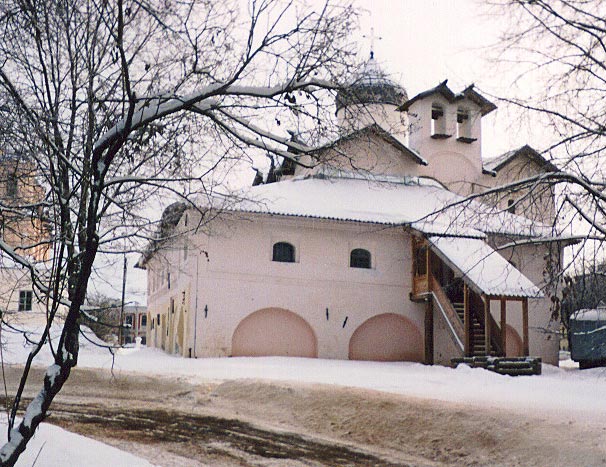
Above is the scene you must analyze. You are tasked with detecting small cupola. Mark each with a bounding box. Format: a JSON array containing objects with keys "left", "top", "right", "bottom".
[
  {"left": 336, "top": 53, "right": 408, "bottom": 112},
  {"left": 335, "top": 52, "right": 408, "bottom": 139}
]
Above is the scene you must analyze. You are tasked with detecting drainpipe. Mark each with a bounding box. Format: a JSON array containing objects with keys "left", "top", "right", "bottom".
[{"left": 193, "top": 250, "right": 199, "bottom": 358}]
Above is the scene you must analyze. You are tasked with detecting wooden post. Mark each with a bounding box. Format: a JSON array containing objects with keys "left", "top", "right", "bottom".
[
  {"left": 484, "top": 296, "right": 491, "bottom": 356},
  {"left": 424, "top": 299, "right": 434, "bottom": 365},
  {"left": 464, "top": 284, "right": 470, "bottom": 356},
  {"left": 411, "top": 237, "right": 417, "bottom": 296},
  {"left": 426, "top": 244, "right": 431, "bottom": 284},
  {"left": 500, "top": 298, "right": 507, "bottom": 357},
  {"left": 522, "top": 298, "right": 529, "bottom": 356}
]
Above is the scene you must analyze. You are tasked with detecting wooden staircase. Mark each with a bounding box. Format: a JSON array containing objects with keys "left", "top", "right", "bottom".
[{"left": 452, "top": 301, "right": 499, "bottom": 357}]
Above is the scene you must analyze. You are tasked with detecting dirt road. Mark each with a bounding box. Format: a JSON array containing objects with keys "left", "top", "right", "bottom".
[{"left": 3, "top": 366, "right": 606, "bottom": 466}]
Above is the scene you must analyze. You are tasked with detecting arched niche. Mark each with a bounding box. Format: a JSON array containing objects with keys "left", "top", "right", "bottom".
[
  {"left": 232, "top": 308, "right": 317, "bottom": 358},
  {"left": 349, "top": 313, "right": 423, "bottom": 362}
]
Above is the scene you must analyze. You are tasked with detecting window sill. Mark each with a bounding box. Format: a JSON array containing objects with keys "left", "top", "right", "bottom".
[
  {"left": 431, "top": 133, "right": 452, "bottom": 139},
  {"left": 456, "top": 136, "right": 477, "bottom": 144}
]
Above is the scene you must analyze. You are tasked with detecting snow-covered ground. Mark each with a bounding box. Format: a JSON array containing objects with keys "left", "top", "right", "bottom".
[
  {"left": 1, "top": 417, "right": 154, "bottom": 467},
  {"left": 3, "top": 324, "right": 606, "bottom": 421},
  {"left": 2, "top": 324, "right": 606, "bottom": 466}
]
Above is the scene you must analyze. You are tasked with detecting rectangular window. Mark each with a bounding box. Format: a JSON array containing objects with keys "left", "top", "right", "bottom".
[
  {"left": 141, "top": 314, "right": 147, "bottom": 327},
  {"left": 6, "top": 172, "right": 18, "bottom": 198},
  {"left": 125, "top": 314, "right": 133, "bottom": 326},
  {"left": 167, "top": 272, "right": 171, "bottom": 290},
  {"left": 431, "top": 104, "right": 447, "bottom": 136},
  {"left": 18, "top": 290, "right": 32, "bottom": 311},
  {"left": 456, "top": 108, "right": 475, "bottom": 142}
]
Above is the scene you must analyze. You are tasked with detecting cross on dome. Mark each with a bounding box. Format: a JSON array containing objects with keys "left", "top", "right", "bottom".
[{"left": 363, "top": 27, "right": 382, "bottom": 60}]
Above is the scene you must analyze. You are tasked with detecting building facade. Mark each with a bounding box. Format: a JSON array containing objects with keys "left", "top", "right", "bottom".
[
  {"left": 139, "top": 56, "right": 567, "bottom": 366},
  {"left": 0, "top": 152, "right": 52, "bottom": 325}
]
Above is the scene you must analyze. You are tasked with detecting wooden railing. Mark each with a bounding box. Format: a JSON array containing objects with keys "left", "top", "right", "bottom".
[
  {"left": 475, "top": 300, "right": 504, "bottom": 357},
  {"left": 412, "top": 274, "right": 429, "bottom": 299},
  {"left": 429, "top": 274, "right": 465, "bottom": 351}
]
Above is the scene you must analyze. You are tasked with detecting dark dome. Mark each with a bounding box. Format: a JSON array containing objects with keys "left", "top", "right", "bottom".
[{"left": 336, "top": 57, "right": 407, "bottom": 112}]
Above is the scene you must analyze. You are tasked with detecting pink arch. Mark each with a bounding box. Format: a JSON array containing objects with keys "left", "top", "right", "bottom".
[
  {"left": 349, "top": 313, "right": 424, "bottom": 362},
  {"left": 232, "top": 308, "right": 317, "bottom": 358},
  {"left": 505, "top": 325, "right": 523, "bottom": 357}
]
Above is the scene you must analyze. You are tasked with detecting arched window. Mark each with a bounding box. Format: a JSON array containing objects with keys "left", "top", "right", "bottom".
[
  {"left": 273, "top": 242, "right": 295, "bottom": 263},
  {"left": 456, "top": 107, "right": 475, "bottom": 142},
  {"left": 350, "top": 248, "right": 371, "bottom": 269},
  {"left": 431, "top": 103, "right": 447, "bottom": 137}
]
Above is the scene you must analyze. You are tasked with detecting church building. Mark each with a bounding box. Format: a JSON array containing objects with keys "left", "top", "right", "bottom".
[{"left": 138, "top": 54, "right": 567, "bottom": 366}]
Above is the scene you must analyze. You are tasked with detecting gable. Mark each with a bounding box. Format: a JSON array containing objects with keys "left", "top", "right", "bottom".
[
  {"left": 485, "top": 146, "right": 558, "bottom": 176},
  {"left": 303, "top": 124, "right": 427, "bottom": 179}
]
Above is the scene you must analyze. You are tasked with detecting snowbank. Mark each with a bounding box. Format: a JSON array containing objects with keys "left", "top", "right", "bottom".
[
  {"left": 0, "top": 416, "right": 154, "bottom": 467},
  {"left": 4, "top": 324, "right": 606, "bottom": 425}
]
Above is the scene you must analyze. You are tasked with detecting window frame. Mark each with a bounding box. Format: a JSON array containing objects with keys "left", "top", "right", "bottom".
[
  {"left": 18, "top": 290, "right": 33, "bottom": 312},
  {"left": 350, "top": 248, "right": 372, "bottom": 269},
  {"left": 430, "top": 103, "right": 448, "bottom": 137},
  {"left": 272, "top": 241, "right": 296, "bottom": 263},
  {"left": 456, "top": 107, "right": 473, "bottom": 140},
  {"left": 6, "top": 172, "right": 18, "bottom": 198}
]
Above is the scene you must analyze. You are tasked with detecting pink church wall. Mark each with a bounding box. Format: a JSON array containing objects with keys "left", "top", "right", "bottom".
[
  {"left": 348, "top": 313, "right": 424, "bottom": 362},
  {"left": 407, "top": 97, "right": 483, "bottom": 197},
  {"left": 181, "top": 214, "right": 426, "bottom": 360},
  {"left": 232, "top": 308, "right": 317, "bottom": 358},
  {"left": 505, "top": 324, "right": 523, "bottom": 358}
]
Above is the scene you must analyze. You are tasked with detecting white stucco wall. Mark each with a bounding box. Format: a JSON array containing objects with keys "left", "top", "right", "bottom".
[
  {"left": 479, "top": 156, "right": 556, "bottom": 224},
  {"left": 0, "top": 267, "right": 49, "bottom": 327},
  {"left": 295, "top": 131, "right": 422, "bottom": 179},
  {"left": 148, "top": 214, "right": 428, "bottom": 360},
  {"left": 406, "top": 96, "right": 483, "bottom": 196}
]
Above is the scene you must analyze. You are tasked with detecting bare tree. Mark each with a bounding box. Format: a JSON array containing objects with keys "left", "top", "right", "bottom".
[
  {"left": 479, "top": 0, "right": 606, "bottom": 306},
  {"left": 0, "top": 0, "right": 358, "bottom": 463}
]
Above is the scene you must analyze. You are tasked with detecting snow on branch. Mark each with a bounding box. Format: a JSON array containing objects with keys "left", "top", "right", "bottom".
[{"left": 93, "top": 78, "right": 336, "bottom": 156}]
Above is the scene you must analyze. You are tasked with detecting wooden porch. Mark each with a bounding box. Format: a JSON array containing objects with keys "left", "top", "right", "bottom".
[{"left": 411, "top": 237, "right": 531, "bottom": 363}]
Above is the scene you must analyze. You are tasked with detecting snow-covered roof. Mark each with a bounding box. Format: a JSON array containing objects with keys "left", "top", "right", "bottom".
[
  {"left": 222, "top": 174, "right": 551, "bottom": 238},
  {"left": 483, "top": 145, "right": 558, "bottom": 173},
  {"left": 572, "top": 308, "right": 606, "bottom": 322},
  {"left": 398, "top": 80, "right": 497, "bottom": 116},
  {"left": 428, "top": 236, "right": 543, "bottom": 298}
]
